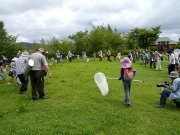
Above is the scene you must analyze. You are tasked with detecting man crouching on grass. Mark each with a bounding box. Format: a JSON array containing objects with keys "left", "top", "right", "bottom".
[{"left": 157, "top": 71, "right": 180, "bottom": 108}]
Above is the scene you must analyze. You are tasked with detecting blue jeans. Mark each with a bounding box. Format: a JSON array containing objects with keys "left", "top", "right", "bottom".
[
  {"left": 57, "top": 57, "right": 61, "bottom": 63},
  {"left": 1, "top": 74, "right": 5, "bottom": 80},
  {"left": 122, "top": 80, "right": 131, "bottom": 104},
  {"left": 160, "top": 90, "right": 171, "bottom": 105}
]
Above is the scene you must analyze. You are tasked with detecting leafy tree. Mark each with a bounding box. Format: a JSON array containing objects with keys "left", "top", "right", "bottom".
[
  {"left": 32, "top": 41, "right": 41, "bottom": 52},
  {"left": 68, "top": 30, "right": 89, "bottom": 52},
  {"left": 88, "top": 26, "right": 106, "bottom": 53},
  {"left": 129, "top": 25, "right": 161, "bottom": 49},
  {"left": 48, "top": 37, "right": 75, "bottom": 57},
  {"left": 125, "top": 32, "right": 138, "bottom": 50},
  {"left": 0, "top": 21, "right": 24, "bottom": 60}
]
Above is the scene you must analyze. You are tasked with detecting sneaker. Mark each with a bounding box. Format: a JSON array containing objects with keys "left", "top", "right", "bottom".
[
  {"left": 7, "top": 82, "right": 11, "bottom": 85},
  {"left": 32, "top": 96, "right": 38, "bottom": 100},
  {"left": 124, "top": 104, "right": 130, "bottom": 107},
  {"left": 39, "top": 95, "right": 49, "bottom": 99},
  {"left": 157, "top": 104, "right": 166, "bottom": 108}
]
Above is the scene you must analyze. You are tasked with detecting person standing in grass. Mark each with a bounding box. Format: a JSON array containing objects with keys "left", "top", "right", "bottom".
[
  {"left": 98, "top": 50, "right": 103, "bottom": 61},
  {"left": 7, "top": 57, "right": 17, "bottom": 85},
  {"left": 155, "top": 51, "right": 162, "bottom": 71},
  {"left": 157, "top": 71, "right": 180, "bottom": 108},
  {"left": 67, "top": 51, "right": 74, "bottom": 62},
  {"left": 167, "top": 50, "right": 175, "bottom": 75},
  {"left": 29, "top": 48, "right": 51, "bottom": 100},
  {"left": 0, "top": 61, "right": 6, "bottom": 81},
  {"left": 149, "top": 51, "right": 155, "bottom": 68},
  {"left": 56, "top": 50, "right": 61, "bottom": 63},
  {"left": 2, "top": 54, "right": 8, "bottom": 68},
  {"left": 118, "top": 57, "right": 133, "bottom": 107},
  {"left": 117, "top": 52, "right": 121, "bottom": 61},
  {"left": 15, "top": 51, "right": 29, "bottom": 94},
  {"left": 107, "top": 50, "right": 111, "bottom": 61}
]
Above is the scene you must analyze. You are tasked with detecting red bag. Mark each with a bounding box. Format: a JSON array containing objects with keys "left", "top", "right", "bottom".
[{"left": 123, "top": 68, "right": 135, "bottom": 81}]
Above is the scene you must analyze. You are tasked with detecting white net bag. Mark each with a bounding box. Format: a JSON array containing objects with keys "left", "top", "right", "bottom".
[{"left": 94, "top": 72, "right": 109, "bottom": 96}]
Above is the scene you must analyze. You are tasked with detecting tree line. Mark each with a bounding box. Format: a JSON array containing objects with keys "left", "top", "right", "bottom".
[{"left": 0, "top": 20, "right": 168, "bottom": 60}]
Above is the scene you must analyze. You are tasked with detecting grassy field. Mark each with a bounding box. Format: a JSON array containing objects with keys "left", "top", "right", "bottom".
[{"left": 0, "top": 56, "right": 180, "bottom": 135}]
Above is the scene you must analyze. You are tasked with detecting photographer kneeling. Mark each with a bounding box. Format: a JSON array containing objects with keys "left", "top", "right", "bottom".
[{"left": 157, "top": 71, "right": 180, "bottom": 108}]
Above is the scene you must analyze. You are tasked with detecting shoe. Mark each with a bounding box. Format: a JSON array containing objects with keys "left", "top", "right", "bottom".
[
  {"left": 32, "top": 96, "right": 38, "bottom": 100},
  {"left": 19, "top": 91, "right": 27, "bottom": 94},
  {"left": 15, "top": 83, "right": 19, "bottom": 86},
  {"left": 157, "top": 104, "right": 166, "bottom": 108},
  {"left": 39, "top": 95, "right": 49, "bottom": 99},
  {"left": 124, "top": 104, "right": 130, "bottom": 107},
  {"left": 7, "top": 82, "right": 11, "bottom": 85}
]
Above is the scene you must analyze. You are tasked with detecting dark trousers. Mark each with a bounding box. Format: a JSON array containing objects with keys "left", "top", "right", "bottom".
[
  {"left": 161, "top": 90, "right": 180, "bottom": 107},
  {"left": 30, "top": 70, "right": 45, "bottom": 97},
  {"left": 107, "top": 56, "right": 110, "bottom": 61},
  {"left": 57, "top": 57, "right": 61, "bottom": 63},
  {"left": 150, "top": 61, "right": 153, "bottom": 68},
  {"left": 69, "top": 58, "right": 72, "bottom": 62},
  {"left": 99, "top": 56, "right": 102, "bottom": 61},
  {"left": 160, "top": 90, "right": 171, "bottom": 105},
  {"left": 150, "top": 61, "right": 156, "bottom": 68},
  {"left": 168, "top": 64, "right": 175, "bottom": 75},
  {"left": 17, "top": 74, "right": 28, "bottom": 92}
]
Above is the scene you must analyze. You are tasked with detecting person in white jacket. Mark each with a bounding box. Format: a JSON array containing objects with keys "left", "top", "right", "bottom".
[{"left": 157, "top": 71, "right": 180, "bottom": 108}]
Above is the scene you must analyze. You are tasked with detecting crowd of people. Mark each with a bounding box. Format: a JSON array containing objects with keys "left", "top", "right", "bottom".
[
  {"left": 1, "top": 48, "right": 180, "bottom": 108},
  {"left": 0, "top": 48, "right": 51, "bottom": 100}
]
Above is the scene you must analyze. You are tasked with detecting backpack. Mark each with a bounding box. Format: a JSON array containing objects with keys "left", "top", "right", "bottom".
[{"left": 123, "top": 67, "right": 135, "bottom": 81}]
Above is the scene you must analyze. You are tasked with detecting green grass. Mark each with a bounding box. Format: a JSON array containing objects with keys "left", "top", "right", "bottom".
[{"left": 0, "top": 56, "right": 180, "bottom": 135}]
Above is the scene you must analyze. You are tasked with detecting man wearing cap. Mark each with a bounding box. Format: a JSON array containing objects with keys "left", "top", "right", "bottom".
[
  {"left": 15, "top": 51, "right": 29, "bottom": 94},
  {"left": 29, "top": 48, "right": 51, "bottom": 100},
  {"left": 157, "top": 71, "right": 180, "bottom": 108}
]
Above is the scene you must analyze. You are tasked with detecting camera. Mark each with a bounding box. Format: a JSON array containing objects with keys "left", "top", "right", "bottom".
[{"left": 157, "top": 81, "right": 169, "bottom": 87}]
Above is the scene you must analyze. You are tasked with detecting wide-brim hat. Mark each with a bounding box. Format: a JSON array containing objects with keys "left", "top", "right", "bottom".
[
  {"left": 120, "top": 57, "right": 132, "bottom": 68},
  {"left": 169, "top": 71, "right": 179, "bottom": 78},
  {"left": 12, "top": 57, "right": 18, "bottom": 61},
  {"left": 38, "top": 48, "right": 44, "bottom": 53},
  {"left": 22, "top": 51, "right": 29, "bottom": 57}
]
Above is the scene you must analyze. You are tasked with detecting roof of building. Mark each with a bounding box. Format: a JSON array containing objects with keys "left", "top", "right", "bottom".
[{"left": 153, "top": 37, "right": 177, "bottom": 45}]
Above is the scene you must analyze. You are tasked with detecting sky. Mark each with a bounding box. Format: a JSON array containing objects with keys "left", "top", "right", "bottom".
[{"left": 1, "top": 0, "right": 180, "bottom": 43}]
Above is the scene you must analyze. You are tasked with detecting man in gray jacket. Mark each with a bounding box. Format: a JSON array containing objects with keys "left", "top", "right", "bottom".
[{"left": 157, "top": 71, "right": 180, "bottom": 108}]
